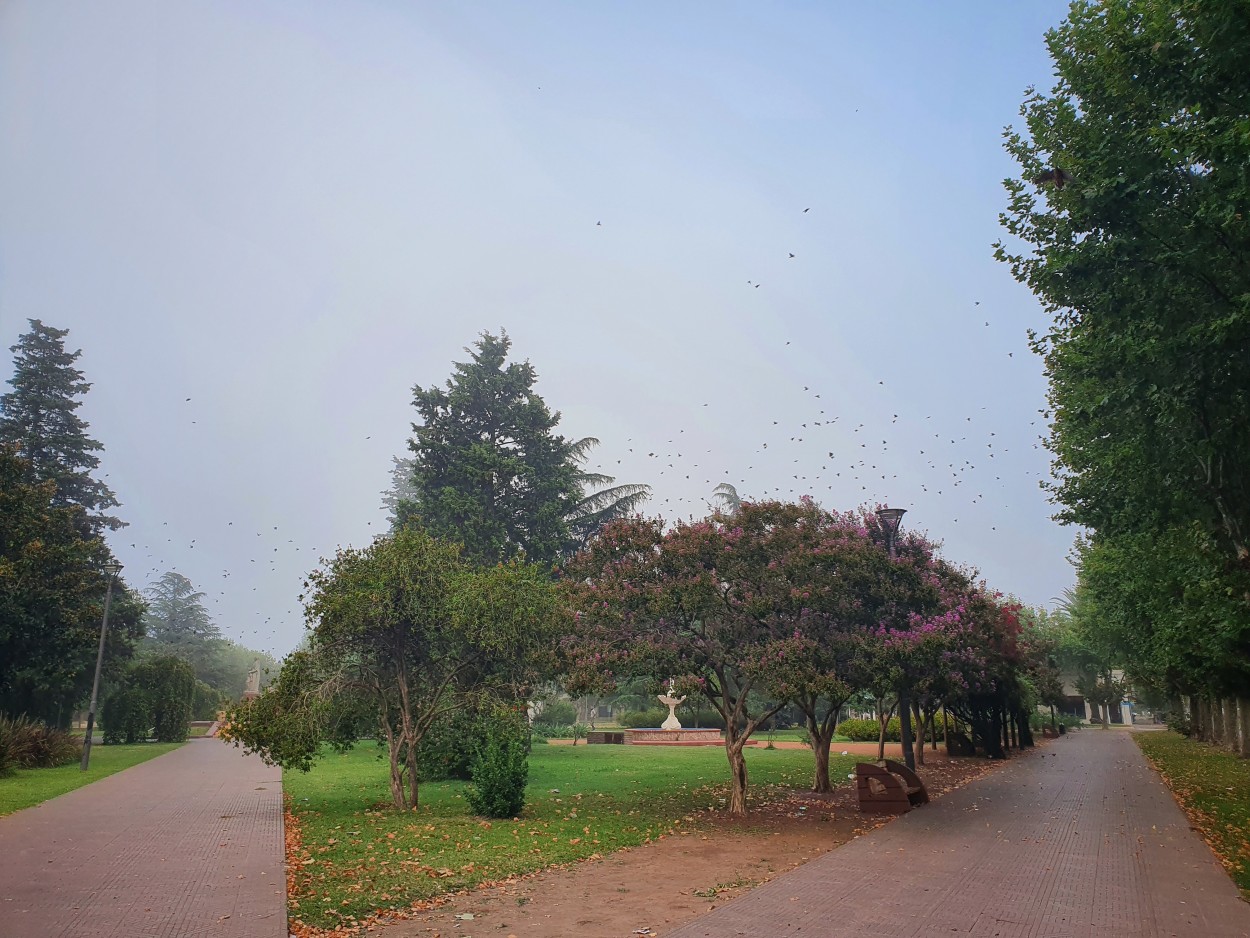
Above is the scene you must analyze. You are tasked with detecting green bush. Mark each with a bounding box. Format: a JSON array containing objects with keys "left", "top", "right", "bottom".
[
  {"left": 0, "top": 715, "right": 82, "bottom": 775},
  {"left": 467, "top": 719, "right": 529, "bottom": 819},
  {"left": 531, "top": 722, "right": 575, "bottom": 739},
  {"left": 836, "top": 716, "right": 900, "bottom": 741},
  {"left": 131, "top": 656, "right": 196, "bottom": 743},
  {"left": 102, "top": 686, "right": 151, "bottom": 744},
  {"left": 419, "top": 707, "right": 488, "bottom": 781},
  {"left": 191, "top": 680, "right": 225, "bottom": 722},
  {"left": 534, "top": 699, "right": 576, "bottom": 727},
  {"left": 616, "top": 709, "right": 666, "bottom": 728}
]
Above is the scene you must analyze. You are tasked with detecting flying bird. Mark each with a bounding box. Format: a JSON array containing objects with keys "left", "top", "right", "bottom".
[{"left": 1032, "top": 166, "right": 1072, "bottom": 189}]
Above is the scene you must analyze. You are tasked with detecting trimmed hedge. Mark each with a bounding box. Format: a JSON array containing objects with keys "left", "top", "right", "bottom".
[{"left": 836, "top": 716, "right": 901, "bottom": 742}]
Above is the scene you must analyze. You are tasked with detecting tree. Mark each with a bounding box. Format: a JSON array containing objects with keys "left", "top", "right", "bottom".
[
  {"left": 101, "top": 655, "right": 197, "bottom": 743},
  {"left": 142, "top": 572, "right": 221, "bottom": 658},
  {"left": 565, "top": 503, "right": 823, "bottom": 815},
  {"left": 0, "top": 445, "right": 143, "bottom": 724},
  {"left": 0, "top": 320, "right": 122, "bottom": 533},
  {"left": 563, "top": 437, "right": 651, "bottom": 554},
  {"left": 226, "top": 527, "right": 565, "bottom": 810},
  {"left": 139, "top": 571, "right": 275, "bottom": 698},
  {"left": 997, "top": 1, "right": 1250, "bottom": 698},
  {"left": 396, "top": 331, "right": 648, "bottom": 565}
]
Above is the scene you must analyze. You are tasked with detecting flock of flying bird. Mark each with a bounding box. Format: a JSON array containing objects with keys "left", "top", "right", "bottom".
[{"left": 115, "top": 183, "right": 1064, "bottom": 657}]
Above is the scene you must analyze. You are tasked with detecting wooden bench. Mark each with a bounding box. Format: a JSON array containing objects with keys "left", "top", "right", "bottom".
[{"left": 855, "top": 760, "right": 929, "bottom": 814}]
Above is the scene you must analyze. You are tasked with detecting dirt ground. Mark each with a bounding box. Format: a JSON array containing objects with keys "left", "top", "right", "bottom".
[{"left": 362, "top": 750, "right": 1004, "bottom": 938}]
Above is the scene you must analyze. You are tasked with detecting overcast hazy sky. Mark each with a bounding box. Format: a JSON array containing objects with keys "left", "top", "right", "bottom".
[{"left": 1, "top": 2, "right": 1076, "bottom": 657}]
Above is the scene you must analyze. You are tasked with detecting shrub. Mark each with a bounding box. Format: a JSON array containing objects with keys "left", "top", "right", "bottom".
[
  {"left": 467, "top": 719, "right": 529, "bottom": 818},
  {"left": 192, "top": 680, "right": 225, "bottom": 722},
  {"left": 1167, "top": 711, "right": 1194, "bottom": 737},
  {"left": 102, "top": 686, "right": 151, "bottom": 744},
  {"left": 419, "top": 707, "right": 490, "bottom": 781},
  {"left": 531, "top": 722, "right": 575, "bottom": 739},
  {"left": 534, "top": 699, "right": 576, "bottom": 727},
  {"left": 615, "top": 707, "right": 729, "bottom": 729},
  {"left": 0, "top": 715, "right": 82, "bottom": 774},
  {"left": 836, "top": 716, "right": 901, "bottom": 742}
]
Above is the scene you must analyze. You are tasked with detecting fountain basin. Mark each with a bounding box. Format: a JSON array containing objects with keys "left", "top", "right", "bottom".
[{"left": 623, "top": 728, "right": 723, "bottom": 746}]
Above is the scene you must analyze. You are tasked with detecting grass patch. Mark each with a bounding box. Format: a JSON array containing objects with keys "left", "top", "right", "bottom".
[
  {"left": 1136, "top": 731, "right": 1250, "bottom": 897},
  {"left": 285, "top": 742, "right": 854, "bottom": 932},
  {"left": 0, "top": 743, "right": 182, "bottom": 816}
]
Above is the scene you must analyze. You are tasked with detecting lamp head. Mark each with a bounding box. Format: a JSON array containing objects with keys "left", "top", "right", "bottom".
[
  {"left": 875, "top": 507, "right": 907, "bottom": 537},
  {"left": 103, "top": 560, "right": 124, "bottom": 578}
]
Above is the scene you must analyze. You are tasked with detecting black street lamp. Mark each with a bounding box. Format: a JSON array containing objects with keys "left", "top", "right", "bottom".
[
  {"left": 81, "top": 560, "right": 123, "bottom": 771},
  {"left": 876, "top": 507, "right": 916, "bottom": 770},
  {"left": 876, "top": 507, "right": 906, "bottom": 556}
]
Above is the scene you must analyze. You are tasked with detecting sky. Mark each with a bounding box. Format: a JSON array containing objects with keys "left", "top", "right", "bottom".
[{"left": 1, "top": 1, "right": 1077, "bottom": 658}]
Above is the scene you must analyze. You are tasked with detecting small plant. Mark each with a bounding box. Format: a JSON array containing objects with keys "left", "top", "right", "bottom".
[
  {"left": 570, "top": 722, "right": 589, "bottom": 745},
  {"left": 467, "top": 719, "right": 529, "bottom": 819}
]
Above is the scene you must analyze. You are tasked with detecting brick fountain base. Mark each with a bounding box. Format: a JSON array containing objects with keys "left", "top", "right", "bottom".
[{"left": 622, "top": 728, "right": 723, "bottom": 746}]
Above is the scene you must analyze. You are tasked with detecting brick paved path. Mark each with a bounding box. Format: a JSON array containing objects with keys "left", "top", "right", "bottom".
[
  {"left": 668, "top": 730, "right": 1250, "bottom": 938},
  {"left": 0, "top": 740, "right": 285, "bottom": 938}
]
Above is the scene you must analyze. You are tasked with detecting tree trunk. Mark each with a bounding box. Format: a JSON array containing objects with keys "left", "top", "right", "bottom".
[
  {"left": 1190, "top": 695, "right": 1203, "bottom": 741},
  {"left": 912, "top": 701, "right": 926, "bottom": 767},
  {"left": 387, "top": 736, "right": 405, "bottom": 810},
  {"left": 405, "top": 734, "right": 420, "bottom": 810},
  {"left": 725, "top": 738, "right": 750, "bottom": 815},
  {"left": 899, "top": 688, "right": 916, "bottom": 770},
  {"left": 1238, "top": 699, "right": 1250, "bottom": 758},
  {"left": 807, "top": 714, "right": 834, "bottom": 793}
]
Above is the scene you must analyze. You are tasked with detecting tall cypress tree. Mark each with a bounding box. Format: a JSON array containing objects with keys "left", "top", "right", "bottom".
[
  {"left": 0, "top": 320, "right": 122, "bottom": 533},
  {"left": 404, "top": 331, "right": 582, "bottom": 567}
]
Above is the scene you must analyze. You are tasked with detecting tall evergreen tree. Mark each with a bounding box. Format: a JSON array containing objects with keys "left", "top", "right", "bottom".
[
  {"left": 401, "top": 331, "right": 648, "bottom": 566},
  {"left": 0, "top": 445, "right": 142, "bottom": 724},
  {"left": 0, "top": 320, "right": 122, "bottom": 532},
  {"left": 142, "top": 572, "right": 223, "bottom": 678}
]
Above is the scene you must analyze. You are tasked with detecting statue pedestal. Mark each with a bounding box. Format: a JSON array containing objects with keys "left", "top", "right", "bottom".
[{"left": 242, "top": 691, "right": 259, "bottom": 702}]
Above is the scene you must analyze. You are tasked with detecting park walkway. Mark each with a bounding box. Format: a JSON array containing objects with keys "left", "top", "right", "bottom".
[
  {"left": 668, "top": 729, "right": 1250, "bottom": 938},
  {"left": 0, "top": 739, "right": 285, "bottom": 938}
]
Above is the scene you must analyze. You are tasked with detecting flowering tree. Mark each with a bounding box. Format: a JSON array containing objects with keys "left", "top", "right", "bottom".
[{"left": 564, "top": 504, "right": 825, "bottom": 815}]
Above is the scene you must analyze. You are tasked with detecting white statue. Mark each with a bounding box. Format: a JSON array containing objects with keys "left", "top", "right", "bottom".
[
  {"left": 657, "top": 678, "right": 685, "bottom": 731},
  {"left": 244, "top": 659, "right": 261, "bottom": 697}
]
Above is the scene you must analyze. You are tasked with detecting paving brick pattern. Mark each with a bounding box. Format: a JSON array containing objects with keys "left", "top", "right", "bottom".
[
  {"left": 0, "top": 740, "right": 285, "bottom": 938},
  {"left": 667, "top": 730, "right": 1250, "bottom": 938}
]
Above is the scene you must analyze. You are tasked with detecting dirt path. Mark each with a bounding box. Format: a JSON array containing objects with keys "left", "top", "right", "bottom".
[{"left": 363, "top": 753, "right": 999, "bottom": 938}]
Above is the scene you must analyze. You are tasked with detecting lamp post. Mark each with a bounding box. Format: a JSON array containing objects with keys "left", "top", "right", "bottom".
[
  {"left": 876, "top": 507, "right": 916, "bottom": 770},
  {"left": 81, "top": 560, "right": 123, "bottom": 771}
]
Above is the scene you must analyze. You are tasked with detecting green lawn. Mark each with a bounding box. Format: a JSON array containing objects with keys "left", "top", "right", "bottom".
[
  {"left": 286, "top": 742, "right": 854, "bottom": 932},
  {"left": 0, "top": 743, "right": 182, "bottom": 817},
  {"left": 1136, "top": 731, "right": 1250, "bottom": 897}
]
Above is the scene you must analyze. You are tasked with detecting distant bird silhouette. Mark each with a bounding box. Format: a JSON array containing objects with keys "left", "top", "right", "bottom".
[{"left": 1032, "top": 166, "right": 1072, "bottom": 189}]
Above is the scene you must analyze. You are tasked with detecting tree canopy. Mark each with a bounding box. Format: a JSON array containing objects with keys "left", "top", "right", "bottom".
[
  {"left": 394, "top": 331, "right": 648, "bottom": 566},
  {"left": 997, "top": 0, "right": 1250, "bottom": 699},
  {"left": 0, "top": 445, "right": 142, "bottom": 724},
  {"left": 225, "top": 527, "right": 567, "bottom": 810},
  {"left": 0, "top": 319, "right": 122, "bottom": 533},
  {"left": 564, "top": 499, "right": 1042, "bottom": 813}
]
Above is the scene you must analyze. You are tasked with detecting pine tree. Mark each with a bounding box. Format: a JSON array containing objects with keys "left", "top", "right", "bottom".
[
  {"left": 0, "top": 445, "right": 143, "bottom": 724},
  {"left": 142, "top": 572, "right": 223, "bottom": 678},
  {"left": 405, "top": 331, "right": 582, "bottom": 566},
  {"left": 0, "top": 320, "right": 122, "bottom": 532}
]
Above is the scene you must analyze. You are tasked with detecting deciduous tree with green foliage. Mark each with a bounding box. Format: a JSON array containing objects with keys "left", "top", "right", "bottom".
[
  {"left": 0, "top": 320, "right": 123, "bottom": 534},
  {"left": 998, "top": 0, "right": 1250, "bottom": 698},
  {"left": 225, "top": 527, "right": 566, "bottom": 810}
]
